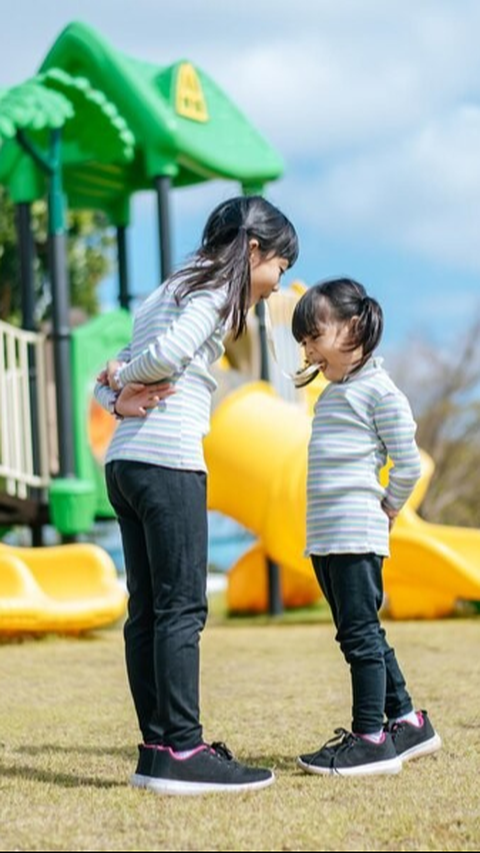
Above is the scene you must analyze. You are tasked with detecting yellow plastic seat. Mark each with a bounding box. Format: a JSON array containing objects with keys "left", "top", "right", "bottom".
[{"left": 0, "top": 543, "right": 126, "bottom": 635}]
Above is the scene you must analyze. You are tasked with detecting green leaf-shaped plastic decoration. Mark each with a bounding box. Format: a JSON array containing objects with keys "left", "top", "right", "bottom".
[
  {"left": 39, "top": 68, "right": 135, "bottom": 164},
  {"left": 0, "top": 80, "right": 72, "bottom": 140}
]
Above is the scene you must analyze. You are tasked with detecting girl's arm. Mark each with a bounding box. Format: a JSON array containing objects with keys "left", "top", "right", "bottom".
[
  {"left": 94, "top": 343, "right": 132, "bottom": 414},
  {"left": 374, "top": 392, "right": 422, "bottom": 512},
  {"left": 112, "top": 289, "right": 225, "bottom": 389}
]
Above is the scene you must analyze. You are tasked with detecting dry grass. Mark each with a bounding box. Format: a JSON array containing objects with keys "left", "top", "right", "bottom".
[{"left": 1, "top": 611, "right": 479, "bottom": 852}]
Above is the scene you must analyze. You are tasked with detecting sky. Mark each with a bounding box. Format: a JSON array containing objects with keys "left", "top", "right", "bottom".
[{"left": 2, "top": 0, "right": 480, "bottom": 351}]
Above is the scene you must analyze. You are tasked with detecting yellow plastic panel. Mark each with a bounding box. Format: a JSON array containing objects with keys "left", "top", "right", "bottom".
[{"left": 0, "top": 543, "right": 126, "bottom": 634}]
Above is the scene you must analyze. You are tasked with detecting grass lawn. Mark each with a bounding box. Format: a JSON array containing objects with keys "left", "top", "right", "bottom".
[{"left": 1, "top": 606, "right": 479, "bottom": 852}]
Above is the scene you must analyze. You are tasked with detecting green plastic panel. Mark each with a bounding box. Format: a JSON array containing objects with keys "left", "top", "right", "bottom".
[{"left": 70, "top": 309, "right": 133, "bottom": 518}]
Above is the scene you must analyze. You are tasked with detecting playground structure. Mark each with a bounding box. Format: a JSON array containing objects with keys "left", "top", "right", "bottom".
[
  {"left": 1, "top": 21, "right": 480, "bottom": 633},
  {"left": 3, "top": 277, "right": 480, "bottom": 628},
  {"left": 0, "top": 19, "right": 283, "bottom": 531},
  {"left": 0, "top": 19, "right": 286, "bottom": 633}
]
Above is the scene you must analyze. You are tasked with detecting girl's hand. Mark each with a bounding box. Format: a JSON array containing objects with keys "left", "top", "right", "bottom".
[
  {"left": 381, "top": 500, "right": 399, "bottom": 531},
  {"left": 107, "top": 359, "right": 124, "bottom": 391},
  {"left": 96, "top": 361, "right": 124, "bottom": 389},
  {"left": 115, "top": 382, "right": 175, "bottom": 418}
]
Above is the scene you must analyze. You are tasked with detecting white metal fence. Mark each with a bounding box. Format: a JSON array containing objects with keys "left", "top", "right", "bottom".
[{"left": 0, "top": 319, "right": 50, "bottom": 498}]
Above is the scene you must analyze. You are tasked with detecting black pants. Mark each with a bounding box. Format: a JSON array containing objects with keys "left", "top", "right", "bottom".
[
  {"left": 312, "top": 553, "right": 413, "bottom": 733},
  {"left": 106, "top": 460, "right": 208, "bottom": 750}
]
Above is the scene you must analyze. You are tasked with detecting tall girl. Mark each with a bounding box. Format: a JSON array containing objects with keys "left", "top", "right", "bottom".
[{"left": 95, "top": 195, "right": 298, "bottom": 794}]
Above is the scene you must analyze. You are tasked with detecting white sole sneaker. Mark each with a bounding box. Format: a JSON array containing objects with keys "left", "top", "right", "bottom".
[
  {"left": 130, "top": 771, "right": 275, "bottom": 795},
  {"left": 399, "top": 733, "right": 442, "bottom": 762},
  {"left": 296, "top": 755, "right": 402, "bottom": 777}
]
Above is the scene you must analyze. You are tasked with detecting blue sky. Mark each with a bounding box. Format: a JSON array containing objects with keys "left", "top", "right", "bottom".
[{"left": 2, "top": 0, "right": 480, "bottom": 351}]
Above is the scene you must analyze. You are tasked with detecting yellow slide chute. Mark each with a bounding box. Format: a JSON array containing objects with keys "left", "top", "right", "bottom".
[
  {"left": 205, "top": 382, "right": 480, "bottom": 620},
  {"left": 2, "top": 281, "right": 479, "bottom": 631}
]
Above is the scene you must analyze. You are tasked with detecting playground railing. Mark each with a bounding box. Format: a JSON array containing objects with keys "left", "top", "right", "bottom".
[{"left": 0, "top": 320, "right": 50, "bottom": 498}]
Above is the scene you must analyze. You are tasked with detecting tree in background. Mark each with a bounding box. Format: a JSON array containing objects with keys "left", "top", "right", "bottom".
[
  {"left": 0, "top": 186, "right": 114, "bottom": 324},
  {"left": 392, "top": 319, "right": 480, "bottom": 528}
]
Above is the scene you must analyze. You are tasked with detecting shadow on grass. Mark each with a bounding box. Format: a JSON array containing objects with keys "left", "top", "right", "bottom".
[
  {"left": 237, "top": 754, "right": 356, "bottom": 785},
  {"left": 1, "top": 752, "right": 301, "bottom": 789},
  {"left": 17, "top": 745, "right": 310, "bottom": 774},
  {"left": 19, "top": 744, "right": 135, "bottom": 759},
  {"left": 0, "top": 762, "right": 126, "bottom": 789},
  {"left": 240, "top": 753, "right": 298, "bottom": 772},
  {"left": 5, "top": 745, "right": 311, "bottom": 779},
  {"left": 0, "top": 629, "right": 119, "bottom": 646}
]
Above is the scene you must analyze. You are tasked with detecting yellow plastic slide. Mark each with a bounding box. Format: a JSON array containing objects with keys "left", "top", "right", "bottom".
[
  {"left": 386, "top": 509, "right": 480, "bottom": 618},
  {"left": 204, "top": 382, "right": 480, "bottom": 619},
  {"left": 0, "top": 541, "right": 126, "bottom": 635}
]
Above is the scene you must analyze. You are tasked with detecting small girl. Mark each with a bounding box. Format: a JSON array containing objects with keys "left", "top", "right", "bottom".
[
  {"left": 95, "top": 195, "right": 298, "bottom": 795},
  {"left": 291, "top": 278, "right": 442, "bottom": 777}
]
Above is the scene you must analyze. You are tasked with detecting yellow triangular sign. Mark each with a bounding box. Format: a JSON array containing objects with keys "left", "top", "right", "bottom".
[{"left": 175, "top": 63, "right": 209, "bottom": 123}]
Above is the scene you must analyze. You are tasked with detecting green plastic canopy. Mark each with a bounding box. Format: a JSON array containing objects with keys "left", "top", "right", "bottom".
[
  {"left": 0, "top": 20, "right": 283, "bottom": 224},
  {"left": 0, "top": 67, "right": 135, "bottom": 212},
  {"left": 41, "top": 22, "right": 283, "bottom": 188}
]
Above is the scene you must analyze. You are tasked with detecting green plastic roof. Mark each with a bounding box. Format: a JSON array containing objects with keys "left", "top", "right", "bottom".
[
  {"left": 0, "top": 68, "right": 135, "bottom": 209},
  {"left": 39, "top": 21, "right": 283, "bottom": 221},
  {"left": 0, "top": 21, "right": 283, "bottom": 223}
]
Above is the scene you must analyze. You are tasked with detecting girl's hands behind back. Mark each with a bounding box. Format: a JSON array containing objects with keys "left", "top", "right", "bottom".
[
  {"left": 97, "top": 360, "right": 124, "bottom": 387},
  {"left": 115, "top": 381, "right": 176, "bottom": 418},
  {"left": 381, "top": 500, "right": 399, "bottom": 531}
]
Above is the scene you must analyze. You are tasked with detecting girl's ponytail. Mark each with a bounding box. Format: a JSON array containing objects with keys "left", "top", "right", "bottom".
[
  {"left": 355, "top": 295, "right": 383, "bottom": 359},
  {"left": 171, "top": 196, "right": 298, "bottom": 339},
  {"left": 208, "top": 225, "right": 252, "bottom": 337}
]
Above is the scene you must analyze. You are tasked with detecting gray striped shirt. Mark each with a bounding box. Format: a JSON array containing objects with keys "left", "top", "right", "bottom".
[
  {"left": 306, "top": 357, "right": 422, "bottom": 557},
  {"left": 94, "top": 279, "right": 228, "bottom": 472}
]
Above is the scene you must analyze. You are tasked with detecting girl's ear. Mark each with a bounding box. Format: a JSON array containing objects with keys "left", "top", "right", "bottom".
[
  {"left": 248, "top": 238, "right": 260, "bottom": 254},
  {"left": 349, "top": 314, "right": 360, "bottom": 332}
]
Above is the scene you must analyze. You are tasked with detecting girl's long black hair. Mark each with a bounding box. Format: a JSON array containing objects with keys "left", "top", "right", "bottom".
[
  {"left": 171, "top": 195, "right": 299, "bottom": 339},
  {"left": 292, "top": 277, "right": 384, "bottom": 359}
]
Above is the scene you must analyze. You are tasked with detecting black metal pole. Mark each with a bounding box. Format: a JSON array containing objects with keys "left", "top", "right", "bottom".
[
  {"left": 117, "top": 225, "right": 131, "bottom": 310},
  {"left": 49, "top": 231, "right": 75, "bottom": 478},
  {"left": 154, "top": 175, "right": 173, "bottom": 281},
  {"left": 16, "top": 202, "right": 44, "bottom": 545},
  {"left": 255, "top": 299, "right": 284, "bottom": 616},
  {"left": 255, "top": 300, "right": 270, "bottom": 384},
  {"left": 17, "top": 203, "right": 35, "bottom": 331},
  {"left": 48, "top": 129, "right": 75, "bottom": 480}
]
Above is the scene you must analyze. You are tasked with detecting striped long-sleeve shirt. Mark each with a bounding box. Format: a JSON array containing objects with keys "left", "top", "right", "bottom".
[
  {"left": 94, "top": 279, "right": 228, "bottom": 472},
  {"left": 306, "top": 357, "right": 422, "bottom": 557}
]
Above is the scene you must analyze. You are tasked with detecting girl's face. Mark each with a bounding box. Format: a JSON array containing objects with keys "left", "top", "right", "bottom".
[
  {"left": 301, "top": 318, "right": 364, "bottom": 383},
  {"left": 249, "top": 244, "right": 290, "bottom": 305}
]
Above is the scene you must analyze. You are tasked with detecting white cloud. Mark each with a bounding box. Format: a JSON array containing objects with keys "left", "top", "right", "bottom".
[
  {"left": 2, "top": 0, "right": 480, "bottom": 289},
  {"left": 286, "top": 105, "right": 480, "bottom": 272},
  {"left": 216, "top": 5, "right": 480, "bottom": 158},
  {"left": 3, "top": 1, "right": 480, "bottom": 161}
]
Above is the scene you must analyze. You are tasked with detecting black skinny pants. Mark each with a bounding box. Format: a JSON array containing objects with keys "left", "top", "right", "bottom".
[
  {"left": 106, "top": 460, "right": 208, "bottom": 750},
  {"left": 312, "top": 553, "right": 413, "bottom": 733}
]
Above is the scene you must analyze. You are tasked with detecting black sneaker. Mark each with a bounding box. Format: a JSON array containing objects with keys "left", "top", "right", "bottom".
[
  {"left": 297, "top": 728, "right": 402, "bottom": 777},
  {"left": 130, "top": 741, "right": 275, "bottom": 795},
  {"left": 386, "top": 710, "right": 442, "bottom": 762},
  {"left": 132, "top": 742, "right": 156, "bottom": 779}
]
